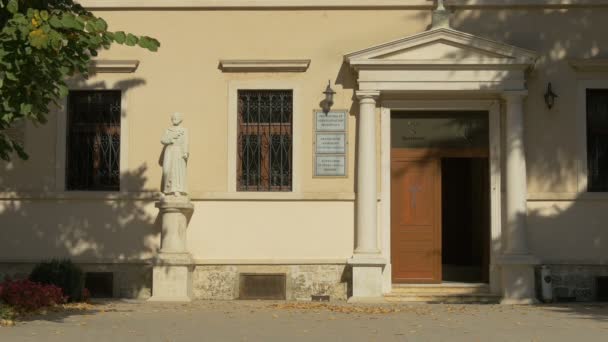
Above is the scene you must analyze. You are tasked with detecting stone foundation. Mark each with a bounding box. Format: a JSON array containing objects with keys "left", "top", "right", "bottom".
[
  {"left": 0, "top": 262, "right": 349, "bottom": 301},
  {"left": 193, "top": 264, "right": 350, "bottom": 301},
  {"left": 0, "top": 262, "right": 152, "bottom": 299},
  {"left": 538, "top": 264, "right": 608, "bottom": 302}
]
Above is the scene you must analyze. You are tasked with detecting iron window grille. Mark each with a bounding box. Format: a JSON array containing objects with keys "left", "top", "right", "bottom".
[
  {"left": 66, "top": 90, "right": 121, "bottom": 191},
  {"left": 237, "top": 90, "right": 293, "bottom": 191},
  {"left": 587, "top": 89, "right": 608, "bottom": 192}
]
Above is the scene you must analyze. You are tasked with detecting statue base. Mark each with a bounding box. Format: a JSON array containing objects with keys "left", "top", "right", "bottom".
[
  {"left": 149, "top": 196, "right": 195, "bottom": 302},
  {"left": 148, "top": 253, "right": 194, "bottom": 302}
]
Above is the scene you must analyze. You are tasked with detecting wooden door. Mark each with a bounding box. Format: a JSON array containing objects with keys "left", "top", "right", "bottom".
[{"left": 391, "top": 150, "right": 442, "bottom": 283}]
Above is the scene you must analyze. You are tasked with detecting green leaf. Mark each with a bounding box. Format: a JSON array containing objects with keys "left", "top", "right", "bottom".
[
  {"left": 20, "top": 103, "right": 33, "bottom": 115},
  {"left": 147, "top": 37, "right": 160, "bottom": 52},
  {"left": 94, "top": 18, "right": 108, "bottom": 32},
  {"left": 61, "top": 14, "right": 79, "bottom": 29},
  {"left": 58, "top": 84, "right": 69, "bottom": 98},
  {"left": 40, "top": 10, "right": 49, "bottom": 21},
  {"left": 125, "top": 33, "right": 138, "bottom": 46},
  {"left": 12, "top": 141, "right": 29, "bottom": 160},
  {"left": 29, "top": 29, "right": 49, "bottom": 49},
  {"left": 59, "top": 66, "right": 71, "bottom": 76},
  {"left": 113, "top": 31, "right": 126, "bottom": 44},
  {"left": 85, "top": 21, "right": 95, "bottom": 33},
  {"left": 50, "top": 37, "right": 62, "bottom": 50},
  {"left": 6, "top": 0, "right": 18, "bottom": 14},
  {"left": 48, "top": 15, "right": 63, "bottom": 28},
  {"left": 137, "top": 36, "right": 149, "bottom": 49},
  {"left": 5, "top": 72, "right": 17, "bottom": 81}
]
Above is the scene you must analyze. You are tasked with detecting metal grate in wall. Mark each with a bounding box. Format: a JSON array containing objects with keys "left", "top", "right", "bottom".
[
  {"left": 85, "top": 272, "right": 114, "bottom": 298},
  {"left": 237, "top": 90, "right": 293, "bottom": 192},
  {"left": 597, "top": 276, "right": 608, "bottom": 301},
  {"left": 239, "top": 273, "right": 286, "bottom": 300}
]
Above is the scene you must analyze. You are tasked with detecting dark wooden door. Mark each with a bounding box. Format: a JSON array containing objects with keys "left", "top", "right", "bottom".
[{"left": 391, "top": 150, "right": 442, "bottom": 283}]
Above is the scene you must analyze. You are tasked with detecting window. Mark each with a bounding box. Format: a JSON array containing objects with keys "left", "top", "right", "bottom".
[
  {"left": 66, "top": 90, "right": 121, "bottom": 191},
  {"left": 587, "top": 89, "right": 608, "bottom": 192},
  {"left": 237, "top": 90, "right": 292, "bottom": 191}
]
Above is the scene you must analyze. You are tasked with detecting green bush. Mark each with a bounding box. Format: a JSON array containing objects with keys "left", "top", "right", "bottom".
[{"left": 29, "top": 260, "right": 84, "bottom": 302}]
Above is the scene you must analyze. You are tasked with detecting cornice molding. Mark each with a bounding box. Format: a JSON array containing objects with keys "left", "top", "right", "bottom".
[
  {"left": 219, "top": 59, "right": 311, "bottom": 72},
  {"left": 569, "top": 59, "right": 608, "bottom": 72},
  {"left": 90, "top": 60, "right": 140, "bottom": 73},
  {"left": 80, "top": 0, "right": 608, "bottom": 9}
]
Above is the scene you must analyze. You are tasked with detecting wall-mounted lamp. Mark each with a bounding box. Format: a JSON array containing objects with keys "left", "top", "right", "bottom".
[
  {"left": 322, "top": 80, "right": 336, "bottom": 113},
  {"left": 544, "top": 82, "right": 558, "bottom": 109}
]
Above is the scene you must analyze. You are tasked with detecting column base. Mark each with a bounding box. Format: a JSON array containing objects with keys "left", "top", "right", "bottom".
[
  {"left": 347, "top": 256, "right": 386, "bottom": 301},
  {"left": 148, "top": 253, "right": 194, "bottom": 302},
  {"left": 498, "top": 254, "right": 540, "bottom": 305}
]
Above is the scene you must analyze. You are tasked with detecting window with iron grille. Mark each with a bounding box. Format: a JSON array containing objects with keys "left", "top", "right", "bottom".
[
  {"left": 66, "top": 90, "right": 121, "bottom": 191},
  {"left": 237, "top": 90, "right": 293, "bottom": 191},
  {"left": 587, "top": 89, "right": 608, "bottom": 192}
]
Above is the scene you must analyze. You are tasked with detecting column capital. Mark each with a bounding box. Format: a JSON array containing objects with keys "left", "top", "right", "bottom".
[
  {"left": 356, "top": 90, "right": 380, "bottom": 101},
  {"left": 501, "top": 90, "right": 528, "bottom": 101}
]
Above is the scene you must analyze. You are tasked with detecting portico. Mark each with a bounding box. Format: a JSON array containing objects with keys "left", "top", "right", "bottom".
[{"left": 345, "top": 24, "right": 540, "bottom": 303}]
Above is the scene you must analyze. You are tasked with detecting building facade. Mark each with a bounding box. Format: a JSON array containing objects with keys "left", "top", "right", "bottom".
[{"left": 2, "top": 0, "right": 608, "bottom": 303}]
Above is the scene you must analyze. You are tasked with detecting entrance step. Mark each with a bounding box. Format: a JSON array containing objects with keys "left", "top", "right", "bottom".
[{"left": 385, "top": 283, "right": 500, "bottom": 303}]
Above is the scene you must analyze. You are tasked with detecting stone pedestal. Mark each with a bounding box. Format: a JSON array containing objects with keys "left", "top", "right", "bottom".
[
  {"left": 347, "top": 257, "right": 386, "bottom": 303},
  {"left": 149, "top": 197, "right": 195, "bottom": 302},
  {"left": 497, "top": 255, "right": 540, "bottom": 305}
]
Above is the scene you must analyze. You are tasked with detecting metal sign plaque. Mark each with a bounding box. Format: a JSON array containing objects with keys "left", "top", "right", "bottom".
[
  {"left": 315, "top": 155, "right": 346, "bottom": 177},
  {"left": 316, "top": 133, "right": 346, "bottom": 154},
  {"left": 316, "top": 111, "right": 347, "bottom": 131},
  {"left": 313, "top": 110, "right": 348, "bottom": 178}
]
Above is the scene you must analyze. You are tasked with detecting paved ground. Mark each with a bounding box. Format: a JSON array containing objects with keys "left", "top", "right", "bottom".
[{"left": 1, "top": 300, "right": 608, "bottom": 341}]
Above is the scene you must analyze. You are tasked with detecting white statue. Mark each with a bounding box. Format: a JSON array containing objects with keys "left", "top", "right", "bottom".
[
  {"left": 437, "top": 0, "right": 446, "bottom": 11},
  {"left": 161, "top": 112, "right": 189, "bottom": 196}
]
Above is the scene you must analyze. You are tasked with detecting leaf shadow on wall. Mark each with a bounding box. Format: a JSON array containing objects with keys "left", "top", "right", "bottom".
[{"left": 0, "top": 77, "right": 162, "bottom": 308}]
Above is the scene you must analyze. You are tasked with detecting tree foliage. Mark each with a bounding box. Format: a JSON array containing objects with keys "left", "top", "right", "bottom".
[{"left": 0, "top": 0, "right": 160, "bottom": 161}]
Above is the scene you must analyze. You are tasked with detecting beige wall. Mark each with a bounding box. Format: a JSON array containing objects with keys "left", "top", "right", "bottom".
[
  {"left": 0, "top": 200, "right": 159, "bottom": 261},
  {"left": 188, "top": 201, "right": 354, "bottom": 260},
  {"left": 1, "top": 8, "right": 608, "bottom": 263}
]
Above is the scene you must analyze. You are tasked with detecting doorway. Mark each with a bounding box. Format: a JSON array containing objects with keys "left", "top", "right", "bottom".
[
  {"left": 441, "top": 158, "right": 490, "bottom": 283},
  {"left": 390, "top": 111, "right": 490, "bottom": 284}
]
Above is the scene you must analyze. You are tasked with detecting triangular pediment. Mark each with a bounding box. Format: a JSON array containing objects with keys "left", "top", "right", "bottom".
[{"left": 345, "top": 28, "right": 537, "bottom": 69}]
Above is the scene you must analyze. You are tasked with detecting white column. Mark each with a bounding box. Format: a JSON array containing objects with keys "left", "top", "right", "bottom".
[
  {"left": 500, "top": 91, "right": 539, "bottom": 304},
  {"left": 348, "top": 90, "right": 385, "bottom": 303},
  {"left": 355, "top": 90, "right": 381, "bottom": 255},
  {"left": 503, "top": 91, "right": 530, "bottom": 256}
]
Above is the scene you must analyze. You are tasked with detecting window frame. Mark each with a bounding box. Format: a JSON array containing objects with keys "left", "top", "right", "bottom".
[
  {"left": 55, "top": 83, "right": 129, "bottom": 193},
  {"left": 577, "top": 80, "right": 608, "bottom": 193},
  {"left": 585, "top": 88, "right": 608, "bottom": 192},
  {"left": 65, "top": 90, "right": 123, "bottom": 192},
  {"left": 236, "top": 90, "right": 293, "bottom": 191},
  {"left": 228, "top": 81, "right": 301, "bottom": 195}
]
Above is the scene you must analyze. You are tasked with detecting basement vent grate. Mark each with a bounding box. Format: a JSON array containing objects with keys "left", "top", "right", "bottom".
[
  {"left": 597, "top": 277, "right": 608, "bottom": 302},
  {"left": 311, "top": 295, "right": 330, "bottom": 302},
  {"left": 239, "top": 274, "right": 286, "bottom": 300},
  {"left": 85, "top": 272, "right": 114, "bottom": 298}
]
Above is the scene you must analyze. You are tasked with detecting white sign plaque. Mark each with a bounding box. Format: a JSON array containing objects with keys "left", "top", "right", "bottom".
[
  {"left": 316, "top": 111, "right": 347, "bottom": 131},
  {"left": 315, "top": 155, "right": 346, "bottom": 177},
  {"left": 316, "top": 133, "right": 346, "bottom": 154}
]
